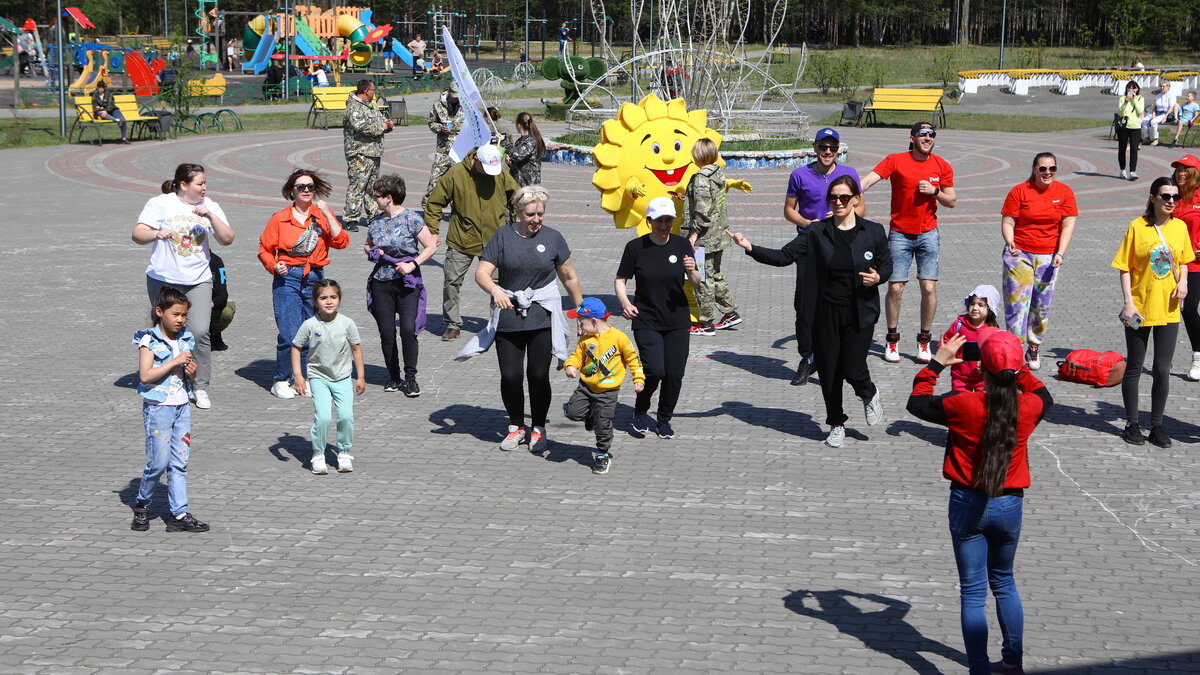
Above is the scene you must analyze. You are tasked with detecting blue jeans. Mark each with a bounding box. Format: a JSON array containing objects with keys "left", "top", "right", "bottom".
[
  {"left": 137, "top": 402, "right": 192, "bottom": 516},
  {"left": 888, "top": 228, "right": 940, "bottom": 282},
  {"left": 948, "top": 488, "right": 1024, "bottom": 674},
  {"left": 272, "top": 266, "right": 323, "bottom": 382},
  {"left": 310, "top": 376, "right": 355, "bottom": 457}
]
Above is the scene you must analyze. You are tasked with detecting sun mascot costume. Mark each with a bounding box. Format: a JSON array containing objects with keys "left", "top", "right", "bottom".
[{"left": 591, "top": 94, "right": 724, "bottom": 236}]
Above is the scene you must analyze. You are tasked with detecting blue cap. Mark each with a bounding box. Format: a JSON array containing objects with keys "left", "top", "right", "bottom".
[
  {"left": 567, "top": 297, "right": 612, "bottom": 320},
  {"left": 814, "top": 127, "right": 840, "bottom": 144}
]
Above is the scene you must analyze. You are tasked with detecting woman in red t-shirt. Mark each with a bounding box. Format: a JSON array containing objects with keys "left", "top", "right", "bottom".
[
  {"left": 1172, "top": 155, "right": 1200, "bottom": 379},
  {"left": 1000, "top": 152, "right": 1078, "bottom": 371},
  {"left": 907, "top": 331, "right": 1052, "bottom": 675}
]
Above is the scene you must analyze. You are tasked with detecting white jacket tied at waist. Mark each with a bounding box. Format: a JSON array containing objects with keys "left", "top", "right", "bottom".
[{"left": 454, "top": 282, "right": 571, "bottom": 361}]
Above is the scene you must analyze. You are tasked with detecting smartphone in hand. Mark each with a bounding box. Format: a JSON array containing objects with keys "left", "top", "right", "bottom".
[
  {"left": 961, "top": 341, "right": 981, "bottom": 362},
  {"left": 1119, "top": 312, "right": 1144, "bottom": 330}
]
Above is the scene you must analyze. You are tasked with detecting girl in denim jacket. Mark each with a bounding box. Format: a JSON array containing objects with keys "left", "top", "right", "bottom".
[{"left": 130, "top": 288, "right": 210, "bottom": 533}]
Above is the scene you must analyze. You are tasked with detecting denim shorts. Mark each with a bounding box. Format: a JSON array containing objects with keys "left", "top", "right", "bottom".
[{"left": 888, "top": 228, "right": 940, "bottom": 282}]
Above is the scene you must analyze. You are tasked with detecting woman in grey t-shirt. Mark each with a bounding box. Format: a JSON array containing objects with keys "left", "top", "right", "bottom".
[{"left": 475, "top": 186, "right": 583, "bottom": 454}]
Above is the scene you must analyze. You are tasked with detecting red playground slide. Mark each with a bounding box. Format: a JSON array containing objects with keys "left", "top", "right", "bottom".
[{"left": 125, "top": 51, "right": 160, "bottom": 96}]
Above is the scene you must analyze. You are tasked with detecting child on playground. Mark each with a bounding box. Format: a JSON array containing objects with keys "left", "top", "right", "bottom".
[
  {"left": 562, "top": 298, "right": 645, "bottom": 475},
  {"left": 681, "top": 137, "right": 752, "bottom": 335},
  {"left": 131, "top": 287, "right": 210, "bottom": 533},
  {"left": 940, "top": 284, "right": 1003, "bottom": 392},
  {"left": 291, "top": 280, "right": 366, "bottom": 475}
]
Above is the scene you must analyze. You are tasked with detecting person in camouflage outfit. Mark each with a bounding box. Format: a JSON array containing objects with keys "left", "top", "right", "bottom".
[
  {"left": 681, "top": 138, "right": 752, "bottom": 334},
  {"left": 343, "top": 79, "right": 394, "bottom": 231},
  {"left": 422, "top": 83, "right": 464, "bottom": 207}
]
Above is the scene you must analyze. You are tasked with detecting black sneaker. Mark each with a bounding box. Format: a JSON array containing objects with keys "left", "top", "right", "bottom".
[
  {"left": 384, "top": 380, "right": 401, "bottom": 392},
  {"left": 631, "top": 411, "right": 654, "bottom": 437},
  {"left": 131, "top": 504, "right": 150, "bottom": 531},
  {"left": 1148, "top": 425, "right": 1172, "bottom": 448},
  {"left": 791, "top": 358, "right": 813, "bottom": 386},
  {"left": 656, "top": 420, "right": 675, "bottom": 439},
  {"left": 344, "top": 219, "right": 360, "bottom": 232},
  {"left": 211, "top": 334, "right": 229, "bottom": 351},
  {"left": 401, "top": 378, "right": 421, "bottom": 398},
  {"left": 165, "top": 513, "right": 210, "bottom": 533},
  {"left": 1121, "top": 423, "right": 1146, "bottom": 446},
  {"left": 592, "top": 452, "right": 611, "bottom": 474}
]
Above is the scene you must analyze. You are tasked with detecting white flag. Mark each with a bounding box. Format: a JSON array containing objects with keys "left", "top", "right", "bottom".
[{"left": 442, "top": 27, "right": 492, "bottom": 163}]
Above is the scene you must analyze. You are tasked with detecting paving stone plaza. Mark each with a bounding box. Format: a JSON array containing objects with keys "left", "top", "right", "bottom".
[{"left": 1, "top": 107, "right": 1198, "bottom": 673}]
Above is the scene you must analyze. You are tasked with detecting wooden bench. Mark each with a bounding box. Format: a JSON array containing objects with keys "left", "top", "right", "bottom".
[
  {"left": 307, "top": 86, "right": 390, "bottom": 129},
  {"left": 70, "top": 94, "right": 158, "bottom": 144},
  {"left": 859, "top": 88, "right": 946, "bottom": 128}
]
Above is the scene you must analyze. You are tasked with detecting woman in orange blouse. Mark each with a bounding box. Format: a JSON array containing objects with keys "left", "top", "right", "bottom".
[{"left": 258, "top": 169, "right": 349, "bottom": 398}]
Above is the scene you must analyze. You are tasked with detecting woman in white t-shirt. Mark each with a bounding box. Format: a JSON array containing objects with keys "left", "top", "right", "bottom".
[{"left": 132, "top": 163, "right": 235, "bottom": 410}]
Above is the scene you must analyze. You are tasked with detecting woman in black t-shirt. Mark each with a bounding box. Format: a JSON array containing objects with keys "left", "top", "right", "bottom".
[
  {"left": 615, "top": 197, "right": 702, "bottom": 439},
  {"left": 729, "top": 176, "right": 892, "bottom": 448}
]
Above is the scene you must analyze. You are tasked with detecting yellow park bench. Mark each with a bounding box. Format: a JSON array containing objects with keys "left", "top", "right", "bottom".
[
  {"left": 70, "top": 94, "right": 159, "bottom": 144},
  {"left": 859, "top": 88, "right": 946, "bottom": 128},
  {"left": 307, "top": 86, "right": 396, "bottom": 129}
]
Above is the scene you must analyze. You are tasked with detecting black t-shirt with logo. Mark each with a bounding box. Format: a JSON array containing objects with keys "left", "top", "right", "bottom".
[{"left": 616, "top": 234, "right": 692, "bottom": 331}]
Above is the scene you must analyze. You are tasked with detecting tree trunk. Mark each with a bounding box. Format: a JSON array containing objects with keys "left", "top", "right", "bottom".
[{"left": 959, "top": 0, "right": 970, "bottom": 45}]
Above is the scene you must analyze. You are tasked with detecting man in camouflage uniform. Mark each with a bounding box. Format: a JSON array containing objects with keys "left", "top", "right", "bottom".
[
  {"left": 681, "top": 154, "right": 745, "bottom": 335},
  {"left": 421, "top": 82, "right": 464, "bottom": 207},
  {"left": 343, "top": 79, "right": 394, "bottom": 231}
]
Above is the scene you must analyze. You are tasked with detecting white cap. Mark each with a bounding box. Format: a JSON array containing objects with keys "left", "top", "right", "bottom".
[
  {"left": 476, "top": 145, "right": 502, "bottom": 176},
  {"left": 645, "top": 196, "right": 676, "bottom": 220}
]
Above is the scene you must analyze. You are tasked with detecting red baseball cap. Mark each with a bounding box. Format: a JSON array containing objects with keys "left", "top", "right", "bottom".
[
  {"left": 980, "top": 330, "right": 1024, "bottom": 377},
  {"left": 1172, "top": 155, "right": 1200, "bottom": 171}
]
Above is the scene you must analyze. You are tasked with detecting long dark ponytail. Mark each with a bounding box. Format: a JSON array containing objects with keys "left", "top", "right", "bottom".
[{"left": 976, "top": 369, "right": 1019, "bottom": 497}]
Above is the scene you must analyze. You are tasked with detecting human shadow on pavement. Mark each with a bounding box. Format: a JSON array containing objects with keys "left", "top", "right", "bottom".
[
  {"left": 706, "top": 350, "right": 796, "bottom": 382},
  {"left": 429, "top": 403, "right": 512, "bottom": 443},
  {"left": 541, "top": 438, "right": 595, "bottom": 467},
  {"left": 783, "top": 588, "right": 968, "bottom": 674},
  {"left": 1027, "top": 649, "right": 1200, "bottom": 673},
  {"left": 234, "top": 359, "right": 277, "bottom": 390},
  {"left": 678, "top": 400, "right": 824, "bottom": 440},
  {"left": 113, "top": 372, "right": 139, "bottom": 389},
  {"left": 269, "top": 432, "right": 312, "bottom": 468},
  {"left": 887, "top": 419, "right": 948, "bottom": 446}
]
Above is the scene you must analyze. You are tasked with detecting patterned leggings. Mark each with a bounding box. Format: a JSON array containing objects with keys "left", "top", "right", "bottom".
[{"left": 1002, "top": 248, "right": 1058, "bottom": 345}]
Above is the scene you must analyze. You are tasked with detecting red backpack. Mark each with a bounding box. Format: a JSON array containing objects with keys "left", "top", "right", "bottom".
[{"left": 1057, "top": 349, "right": 1126, "bottom": 387}]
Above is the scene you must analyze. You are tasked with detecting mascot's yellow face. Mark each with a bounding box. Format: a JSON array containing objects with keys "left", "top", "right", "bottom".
[{"left": 592, "top": 94, "right": 723, "bottom": 235}]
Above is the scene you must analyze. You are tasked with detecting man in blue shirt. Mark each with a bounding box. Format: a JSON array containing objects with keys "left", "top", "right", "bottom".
[
  {"left": 781, "top": 127, "right": 865, "bottom": 385},
  {"left": 558, "top": 23, "right": 569, "bottom": 57}
]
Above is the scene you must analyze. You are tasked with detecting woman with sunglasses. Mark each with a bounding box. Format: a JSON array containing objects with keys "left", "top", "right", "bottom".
[
  {"left": 258, "top": 169, "right": 349, "bottom": 399},
  {"left": 1000, "top": 153, "right": 1078, "bottom": 370},
  {"left": 729, "top": 176, "right": 892, "bottom": 448},
  {"left": 1112, "top": 177, "right": 1194, "bottom": 447}
]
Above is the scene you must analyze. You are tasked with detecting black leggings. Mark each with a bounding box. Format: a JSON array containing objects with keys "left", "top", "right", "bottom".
[
  {"left": 1182, "top": 271, "right": 1200, "bottom": 352},
  {"left": 369, "top": 277, "right": 421, "bottom": 381},
  {"left": 1117, "top": 126, "right": 1141, "bottom": 172},
  {"left": 495, "top": 328, "right": 552, "bottom": 428},
  {"left": 1122, "top": 322, "right": 1179, "bottom": 427},
  {"left": 633, "top": 327, "right": 690, "bottom": 422},
  {"left": 812, "top": 301, "right": 877, "bottom": 427}
]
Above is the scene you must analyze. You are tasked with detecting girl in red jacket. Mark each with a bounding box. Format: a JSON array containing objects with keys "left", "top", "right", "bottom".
[
  {"left": 907, "top": 331, "right": 1053, "bottom": 675},
  {"left": 940, "top": 284, "right": 1002, "bottom": 392}
]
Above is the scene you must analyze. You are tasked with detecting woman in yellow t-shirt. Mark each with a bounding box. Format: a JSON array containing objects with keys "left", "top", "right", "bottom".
[{"left": 1111, "top": 177, "right": 1195, "bottom": 447}]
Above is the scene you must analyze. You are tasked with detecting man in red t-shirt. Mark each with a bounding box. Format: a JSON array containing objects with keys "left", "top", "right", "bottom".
[{"left": 861, "top": 122, "right": 957, "bottom": 363}]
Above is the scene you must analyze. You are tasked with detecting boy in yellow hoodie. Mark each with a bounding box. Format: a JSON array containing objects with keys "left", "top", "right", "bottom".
[{"left": 563, "top": 298, "right": 644, "bottom": 474}]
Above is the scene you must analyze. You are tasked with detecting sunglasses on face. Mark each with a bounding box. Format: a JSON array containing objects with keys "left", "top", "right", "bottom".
[
  {"left": 1037, "top": 165, "right": 1058, "bottom": 173},
  {"left": 915, "top": 130, "right": 936, "bottom": 138},
  {"left": 1156, "top": 193, "right": 1181, "bottom": 201},
  {"left": 815, "top": 144, "right": 838, "bottom": 152},
  {"left": 294, "top": 183, "right": 316, "bottom": 192},
  {"left": 827, "top": 193, "right": 855, "bottom": 205}
]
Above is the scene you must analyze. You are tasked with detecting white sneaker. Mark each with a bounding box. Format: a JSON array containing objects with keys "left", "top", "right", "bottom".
[
  {"left": 311, "top": 455, "right": 328, "bottom": 474},
  {"left": 863, "top": 390, "right": 884, "bottom": 426},
  {"left": 1188, "top": 352, "right": 1200, "bottom": 381},
  {"left": 884, "top": 341, "right": 901, "bottom": 363},
  {"left": 1130, "top": 171, "right": 1139, "bottom": 180},
  {"left": 917, "top": 340, "right": 932, "bottom": 363},
  {"left": 193, "top": 389, "right": 212, "bottom": 409},
  {"left": 1025, "top": 344, "right": 1041, "bottom": 371},
  {"left": 271, "top": 381, "right": 296, "bottom": 399},
  {"left": 1121, "top": 169, "right": 1130, "bottom": 180},
  {"left": 824, "top": 425, "right": 846, "bottom": 448},
  {"left": 337, "top": 453, "right": 354, "bottom": 473}
]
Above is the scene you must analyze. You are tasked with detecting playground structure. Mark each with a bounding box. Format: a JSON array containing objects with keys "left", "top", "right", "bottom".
[
  {"left": 570, "top": 0, "right": 809, "bottom": 140},
  {"left": 241, "top": 6, "right": 399, "bottom": 75}
]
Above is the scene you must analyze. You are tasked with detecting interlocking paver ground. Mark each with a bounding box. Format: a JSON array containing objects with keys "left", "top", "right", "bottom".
[{"left": 1, "top": 113, "right": 1198, "bottom": 674}]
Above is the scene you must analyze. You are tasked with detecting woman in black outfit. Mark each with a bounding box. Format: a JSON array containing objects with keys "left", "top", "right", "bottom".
[
  {"left": 615, "top": 197, "right": 702, "bottom": 440},
  {"left": 729, "top": 175, "right": 892, "bottom": 448}
]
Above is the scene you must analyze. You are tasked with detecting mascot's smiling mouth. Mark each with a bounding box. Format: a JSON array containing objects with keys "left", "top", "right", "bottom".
[{"left": 647, "top": 165, "right": 691, "bottom": 187}]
